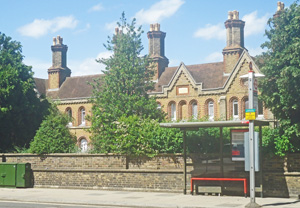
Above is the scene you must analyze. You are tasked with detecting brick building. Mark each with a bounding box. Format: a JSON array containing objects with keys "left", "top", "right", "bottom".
[{"left": 34, "top": 10, "right": 273, "bottom": 151}]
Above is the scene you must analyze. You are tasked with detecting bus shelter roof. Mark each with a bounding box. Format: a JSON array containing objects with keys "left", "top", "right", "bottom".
[{"left": 160, "top": 120, "right": 270, "bottom": 129}]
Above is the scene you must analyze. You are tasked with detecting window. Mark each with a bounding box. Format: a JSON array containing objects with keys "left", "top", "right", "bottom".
[
  {"left": 258, "top": 100, "right": 264, "bottom": 118},
  {"left": 66, "top": 107, "right": 72, "bottom": 126},
  {"left": 233, "top": 99, "right": 239, "bottom": 119},
  {"left": 79, "top": 107, "right": 86, "bottom": 126},
  {"left": 157, "top": 103, "right": 161, "bottom": 110},
  {"left": 208, "top": 101, "right": 214, "bottom": 121},
  {"left": 192, "top": 101, "right": 198, "bottom": 120},
  {"left": 171, "top": 102, "right": 176, "bottom": 121},
  {"left": 80, "top": 138, "right": 88, "bottom": 153}
]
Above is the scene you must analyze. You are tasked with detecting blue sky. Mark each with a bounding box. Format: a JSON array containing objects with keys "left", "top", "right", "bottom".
[{"left": 0, "top": 0, "right": 295, "bottom": 78}]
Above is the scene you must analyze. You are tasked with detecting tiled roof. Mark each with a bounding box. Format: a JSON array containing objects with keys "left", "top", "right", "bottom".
[
  {"left": 34, "top": 78, "right": 47, "bottom": 96},
  {"left": 34, "top": 62, "right": 226, "bottom": 99},
  {"left": 153, "top": 62, "right": 226, "bottom": 92},
  {"left": 48, "top": 74, "right": 104, "bottom": 100}
]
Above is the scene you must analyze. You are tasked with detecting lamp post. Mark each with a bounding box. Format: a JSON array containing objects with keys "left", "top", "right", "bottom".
[{"left": 240, "top": 62, "right": 264, "bottom": 208}]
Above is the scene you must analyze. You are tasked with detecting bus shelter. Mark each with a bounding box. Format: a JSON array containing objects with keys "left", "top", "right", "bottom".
[{"left": 160, "top": 120, "right": 270, "bottom": 196}]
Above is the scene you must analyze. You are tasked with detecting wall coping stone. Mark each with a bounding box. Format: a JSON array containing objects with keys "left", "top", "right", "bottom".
[
  {"left": 2, "top": 153, "right": 183, "bottom": 157},
  {"left": 33, "top": 168, "right": 184, "bottom": 174}
]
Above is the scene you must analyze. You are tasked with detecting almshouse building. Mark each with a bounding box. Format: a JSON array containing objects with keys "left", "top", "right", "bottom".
[{"left": 34, "top": 10, "right": 273, "bottom": 152}]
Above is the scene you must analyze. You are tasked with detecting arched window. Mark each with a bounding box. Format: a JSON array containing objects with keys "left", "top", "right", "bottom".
[
  {"left": 65, "top": 107, "right": 72, "bottom": 126},
  {"left": 191, "top": 101, "right": 198, "bottom": 120},
  {"left": 178, "top": 100, "right": 187, "bottom": 120},
  {"left": 208, "top": 101, "right": 214, "bottom": 121},
  {"left": 80, "top": 138, "right": 88, "bottom": 153},
  {"left": 157, "top": 102, "right": 162, "bottom": 110},
  {"left": 168, "top": 101, "right": 176, "bottom": 121},
  {"left": 233, "top": 99, "right": 239, "bottom": 120},
  {"left": 79, "top": 107, "right": 86, "bottom": 126}
]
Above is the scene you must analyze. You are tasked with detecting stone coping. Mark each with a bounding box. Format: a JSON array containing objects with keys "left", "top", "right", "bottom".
[
  {"left": 1, "top": 153, "right": 183, "bottom": 157},
  {"left": 33, "top": 168, "right": 184, "bottom": 174}
]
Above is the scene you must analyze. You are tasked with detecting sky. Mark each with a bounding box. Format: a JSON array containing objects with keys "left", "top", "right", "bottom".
[{"left": 0, "top": 0, "right": 296, "bottom": 79}]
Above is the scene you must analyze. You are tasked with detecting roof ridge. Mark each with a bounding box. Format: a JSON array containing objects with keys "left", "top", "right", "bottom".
[{"left": 66, "top": 74, "right": 104, "bottom": 79}]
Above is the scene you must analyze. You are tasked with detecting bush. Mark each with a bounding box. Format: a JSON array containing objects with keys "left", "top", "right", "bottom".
[{"left": 29, "top": 104, "right": 76, "bottom": 154}]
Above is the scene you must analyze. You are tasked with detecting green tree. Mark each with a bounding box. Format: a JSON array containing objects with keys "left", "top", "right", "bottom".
[
  {"left": 0, "top": 32, "right": 49, "bottom": 152},
  {"left": 89, "top": 13, "right": 165, "bottom": 154},
  {"left": 29, "top": 104, "right": 76, "bottom": 154},
  {"left": 259, "top": 1, "right": 300, "bottom": 155}
]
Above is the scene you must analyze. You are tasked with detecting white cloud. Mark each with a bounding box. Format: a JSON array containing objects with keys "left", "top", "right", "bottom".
[
  {"left": 23, "top": 58, "right": 51, "bottom": 79},
  {"left": 75, "top": 23, "right": 91, "bottom": 34},
  {"left": 242, "top": 11, "right": 269, "bottom": 37},
  {"left": 134, "top": 0, "right": 184, "bottom": 25},
  {"left": 247, "top": 46, "right": 267, "bottom": 56},
  {"left": 105, "top": 21, "right": 118, "bottom": 33},
  {"left": 169, "top": 59, "right": 180, "bottom": 67},
  {"left": 193, "top": 23, "right": 225, "bottom": 40},
  {"left": 204, "top": 52, "right": 223, "bottom": 63},
  {"left": 194, "top": 11, "right": 269, "bottom": 40},
  {"left": 18, "top": 16, "right": 78, "bottom": 38},
  {"left": 70, "top": 51, "right": 113, "bottom": 76},
  {"left": 88, "top": 3, "right": 104, "bottom": 12}
]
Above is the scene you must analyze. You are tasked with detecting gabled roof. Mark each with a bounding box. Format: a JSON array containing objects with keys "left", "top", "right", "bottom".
[{"left": 152, "top": 61, "right": 225, "bottom": 93}]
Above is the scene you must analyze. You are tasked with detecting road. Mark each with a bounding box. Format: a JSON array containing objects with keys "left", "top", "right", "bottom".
[{"left": 0, "top": 201, "right": 124, "bottom": 208}]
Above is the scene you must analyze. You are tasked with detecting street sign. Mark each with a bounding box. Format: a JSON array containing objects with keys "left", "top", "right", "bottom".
[{"left": 245, "top": 109, "right": 256, "bottom": 120}]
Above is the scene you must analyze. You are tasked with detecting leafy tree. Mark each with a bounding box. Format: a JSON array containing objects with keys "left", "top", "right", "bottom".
[
  {"left": 259, "top": 1, "right": 300, "bottom": 155},
  {"left": 92, "top": 115, "right": 182, "bottom": 156},
  {"left": 29, "top": 104, "right": 76, "bottom": 154},
  {"left": 0, "top": 32, "right": 49, "bottom": 152},
  {"left": 89, "top": 13, "right": 165, "bottom": 154}
]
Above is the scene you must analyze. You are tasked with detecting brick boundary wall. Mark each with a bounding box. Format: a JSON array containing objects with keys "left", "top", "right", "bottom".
[{"left": 1, "top": 153, "right": 300, "bottom": 197}]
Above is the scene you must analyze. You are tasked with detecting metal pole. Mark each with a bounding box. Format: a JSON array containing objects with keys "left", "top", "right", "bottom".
[
  {"left": 245, "top": 68, "right": 260, "bottom": 208},
  {"left": 183, "top": 129, "right": 187, "bottom": 194},
  {"left": 259, "top": 125, "right": 263, "bottom": 198}
]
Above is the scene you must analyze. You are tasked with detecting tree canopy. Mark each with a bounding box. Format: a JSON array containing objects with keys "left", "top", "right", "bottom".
[
  {"left": 259, "top": 1, "right": 300, "bottom": 155},
  {"left": 0, "top": 32, "right": 49, "bottom": 152},
  {"left": 29, "top": 104, "right": 76, "bottom": 154},
  {"left": 89, "top": 13, "right": 167, "bottom": 154}
]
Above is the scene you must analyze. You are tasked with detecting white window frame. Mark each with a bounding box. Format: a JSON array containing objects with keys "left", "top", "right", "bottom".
[
  {"left": 80, "top": 108, "right": 86, "bottom": 126},
  {"left": 192, "top": 102, "right": 198, "bottom": 120},
  {"left": 157, "top": 103, "right": 161, "bottom": 110},
  {"left": 80, "top": 138, "right": 88, "bottom": 153},
  {"left": 208, "top": 101, "right": 214, "bottom": 121},
  {"left": 67, "top": 108, "right": 72, "bottom": 127},
  {"left": 233, "top": 99, "right": 239, "bottom": 120},
  {"left": 257, "top": 100, "right": 264, "bottom": 119},
  {"left": 171, "top": 103, "right": 176, "bottom": 121}
]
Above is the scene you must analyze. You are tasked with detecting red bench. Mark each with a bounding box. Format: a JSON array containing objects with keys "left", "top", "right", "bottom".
[{"left": 191, "top": 177, "right": 247, "bottom": 197}]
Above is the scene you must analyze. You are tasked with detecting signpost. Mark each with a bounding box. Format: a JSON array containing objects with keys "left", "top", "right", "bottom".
[{"left": 240, "top": 62, "right": 264, "bottom": 208}]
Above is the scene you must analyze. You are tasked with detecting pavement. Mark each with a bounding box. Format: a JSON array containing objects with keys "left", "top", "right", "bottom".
[{"left": 0, "top": 188, "right": 299, "bottom": 208}]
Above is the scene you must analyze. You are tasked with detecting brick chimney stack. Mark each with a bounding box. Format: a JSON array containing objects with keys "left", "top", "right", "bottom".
[
  {"left": 48, "top": 36, "right": 71, "bottom": 91},
  {"left": 222, "top": 11, "right": 246, "bottom": 74},
  {"left": 274, "top": 1, "right": 285, "bottom": 18},
  {"left": 147, "top": 23, "right": 169, "bottom": 81}
]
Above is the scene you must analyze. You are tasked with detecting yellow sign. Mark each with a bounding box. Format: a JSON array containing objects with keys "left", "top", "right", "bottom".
[{"left": 245, "top": 109, "right": 256, "bottom": 120}]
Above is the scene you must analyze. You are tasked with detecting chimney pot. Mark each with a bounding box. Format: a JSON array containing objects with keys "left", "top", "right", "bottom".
[
  {"left": 233, "top": 10, "right": 239, "bottom": 20},
  {"left": 53, "top": 37, "right": 56, "bottom": 46},
  {"left": 277, "top": 1, "right": 285, "bottom": 11},
  {"left": 155, "top": 23, "right": 160, "bottom": 31},
  {"left": 228, "top": 11, "right": 233, "bottom": 20}
]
